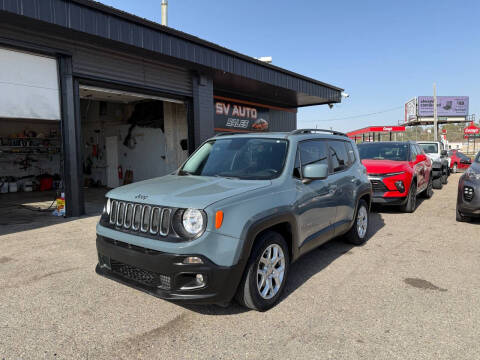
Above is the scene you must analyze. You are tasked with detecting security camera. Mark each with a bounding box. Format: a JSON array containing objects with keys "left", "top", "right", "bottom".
[
  {"left": 341, "top": 92, "right": 350, "bottom": 98},
  {"left": 328, "top": 103, "right": 334, "bottom": 109}
]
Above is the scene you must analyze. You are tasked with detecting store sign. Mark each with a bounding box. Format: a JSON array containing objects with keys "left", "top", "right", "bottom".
[
  {"left": 464, "top": 123, "right": 479, "bottom": 136},
  {"left": 417, "top": 96, "right": 469, "bottom": 117},
  {"left": 214, "top": 100, "right": 269, "bottom": 132}
]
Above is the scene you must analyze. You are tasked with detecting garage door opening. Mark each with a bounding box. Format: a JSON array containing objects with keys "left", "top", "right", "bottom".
[
  {"left": 79, "top": 85, "right": 189, "bottom": 204},
  {"left": 0, "top": 47, "right": 65, "bottom": 230}
]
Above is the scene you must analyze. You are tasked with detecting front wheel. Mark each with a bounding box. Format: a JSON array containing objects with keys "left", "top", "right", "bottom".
[
  {"left": 401, "top": 181, "right": 417, "bottom": 213},
  {"left": 345, "top": 199, "right": 370, "bottom": 245},
  {"left": 433, "top": 176, "right": 443, "bottom": 189},
  {"left": 235, "top": 231, "right": 289, "bottom": 311},
  {"left": 422, "top": 174, "right": 433, "bottom": 199}
]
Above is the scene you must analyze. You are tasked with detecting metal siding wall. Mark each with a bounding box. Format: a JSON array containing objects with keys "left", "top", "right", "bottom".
[
  {"left": 268, "top": 110, "right": 297, "bottom": 132},
  {"left": 0, "top": 24, "right": 192, "bottom": 96},
  {"left": 0, "top": 0, "right": 340, "bottom": 102},
  {"left": 192, "top": 74, "right": 214, "bottom": 147}
]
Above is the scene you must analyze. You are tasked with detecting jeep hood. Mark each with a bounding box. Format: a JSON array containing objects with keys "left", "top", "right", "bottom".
[
  {"left": 361, "top": 159, "right": 409, "bottom": 175},
  {"left": 106, "top": 174, "right": 271, "bottom": 209}
]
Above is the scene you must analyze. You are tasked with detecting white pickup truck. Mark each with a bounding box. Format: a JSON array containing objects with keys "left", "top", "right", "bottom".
[{"left": 418, "top": 141, "right": 450, "bottom": 189}]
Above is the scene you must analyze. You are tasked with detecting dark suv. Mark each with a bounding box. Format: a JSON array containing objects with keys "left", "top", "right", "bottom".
[{"left": 96, "top": 129, "right": 372, "bottom": 311}]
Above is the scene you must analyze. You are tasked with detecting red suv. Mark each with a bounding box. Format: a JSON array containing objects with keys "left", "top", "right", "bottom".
[
  {"left": 357, "top": 141, "right": 433, "bottom": 212},
  {"left": 448, "top": 149, "right": 472, "bottom": 173}
]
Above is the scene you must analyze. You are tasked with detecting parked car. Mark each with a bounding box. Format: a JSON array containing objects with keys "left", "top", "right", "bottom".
[
  {"left": 448, "top": 149, "right": 472, "bottom": 173},
  {"left": 417, "top": 141, "right": 449, "bottom": 189},
  {"left": 357, "top": 141, "right": 433, "bottom": 213},
  {"left": 95, "top": 129, "right": 372, "bottom": 311},
  {"left": 456, "top": 151, "right": 480, "bottom": 222}
]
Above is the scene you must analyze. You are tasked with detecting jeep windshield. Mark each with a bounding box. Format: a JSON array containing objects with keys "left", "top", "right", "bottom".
[
  {"left": 358, "top": 143, "right": 409, "bottom": 161},
  {"left": 179, "top": 137, "right": 288, "bottom": 180},
  {"left": 418, "top": 143, "right": 438, "bottom": 154}
]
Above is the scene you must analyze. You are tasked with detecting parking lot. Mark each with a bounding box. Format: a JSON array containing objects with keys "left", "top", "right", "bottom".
[{"left": 0, "top": 173, "right": 479, "bottom": 360}]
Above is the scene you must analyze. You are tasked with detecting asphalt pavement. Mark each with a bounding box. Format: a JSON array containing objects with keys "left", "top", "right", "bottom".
[{"left": 0, "top": 173, "right": 479, "bottom": 359}]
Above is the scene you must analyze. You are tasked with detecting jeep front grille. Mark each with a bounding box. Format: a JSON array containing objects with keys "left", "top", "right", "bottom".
[{"left": 109, "top": 200, "right": 171, "bottom": 236}]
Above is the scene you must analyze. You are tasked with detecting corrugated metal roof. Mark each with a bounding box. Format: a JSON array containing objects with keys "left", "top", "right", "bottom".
[{"left": 0, "top": 0, "right": 343, "bottom": 104}]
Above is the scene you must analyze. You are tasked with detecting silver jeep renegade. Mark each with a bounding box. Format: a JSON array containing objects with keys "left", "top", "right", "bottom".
[{"left": 96, "top": 129, "right": 372, "bottom": 311}]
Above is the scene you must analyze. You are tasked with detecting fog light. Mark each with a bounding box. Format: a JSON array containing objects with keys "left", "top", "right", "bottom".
[
  {"left": 183, "top": 256, "right": 204, "bottom": 264},
  {"left": 395, "top": 181, "right": 405, "bottom": 193},
  {"left": 196, "top": 274, "right": 204, "bottom": 283}
]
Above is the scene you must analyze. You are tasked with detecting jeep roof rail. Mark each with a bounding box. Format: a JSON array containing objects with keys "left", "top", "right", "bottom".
[
  {"left": 214, "top": 132, "right": 253, "bottom": 137},
  {"left": 289, "top": 128, "right": 348, "bottom": 137}
]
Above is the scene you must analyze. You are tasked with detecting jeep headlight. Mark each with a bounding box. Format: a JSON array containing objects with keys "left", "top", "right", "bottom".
[{"left": 174, "top": 208, "right": 206, "bottom": 239}]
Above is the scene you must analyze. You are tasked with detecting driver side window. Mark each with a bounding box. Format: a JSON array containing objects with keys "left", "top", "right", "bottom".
[{"left": 293, "top": 140, "right": 329, "bottom": 178}]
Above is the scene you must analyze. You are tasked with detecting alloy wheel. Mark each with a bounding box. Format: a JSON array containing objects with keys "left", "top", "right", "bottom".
[
  {"left": 356, "top": 206, "right": 368, "bottom": 239},
  {"left": 257, "top": 244, "right": 286, "bottom": 300}
]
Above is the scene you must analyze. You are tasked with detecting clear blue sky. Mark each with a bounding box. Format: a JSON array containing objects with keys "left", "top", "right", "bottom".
[{"left": 100, "top": 0, "right": 479, "bottom": 132}]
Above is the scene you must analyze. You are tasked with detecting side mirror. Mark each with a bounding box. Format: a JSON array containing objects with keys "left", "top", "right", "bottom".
[
  {"left": 302, "top": 163, "right": 328, "bottom": 182},
  {"left": 416, "top": 154, "right": 427, "bottom": 162},
  {"left": 441, "top": 150, "right": 448, "bottom": 156}
]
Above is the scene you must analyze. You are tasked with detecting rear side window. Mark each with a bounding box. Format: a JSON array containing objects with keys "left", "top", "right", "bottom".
[
  {"left": 345, "top": 141, "right": 356, "bottom": 166},
  {"left": 328, "top": 141, "right": 349, "bottom": 173},
  {"left": 294, "top": 140, "right": 329, "bottom": 178}
]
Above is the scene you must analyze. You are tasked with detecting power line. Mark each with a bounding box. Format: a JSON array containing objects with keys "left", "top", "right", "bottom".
[{"left": 303, "top": 105, "right": 404, "bottom": 122}]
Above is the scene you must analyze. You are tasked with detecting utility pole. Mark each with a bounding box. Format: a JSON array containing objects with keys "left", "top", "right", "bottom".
[
  {"left": 433, "top": 82, "right": 438, "bottom": 141},
  {"left": 161, "top": 0, "right": 168, "bottom": 26}
]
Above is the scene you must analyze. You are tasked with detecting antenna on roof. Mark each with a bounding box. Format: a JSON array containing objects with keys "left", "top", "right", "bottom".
[{"left": 161, "top": 0, "right": 168, "bottom": 26}]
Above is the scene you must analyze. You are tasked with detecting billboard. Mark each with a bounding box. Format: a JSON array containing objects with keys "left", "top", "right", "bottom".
[
  {"left": 214, "top": 100, "right": 270, "bottom": 132},
  {"left": 404, "top": 98, "right": 417, "bottom": 123},
  {"left": 417, "top": 96, "right": 469, "bottom": 117}
]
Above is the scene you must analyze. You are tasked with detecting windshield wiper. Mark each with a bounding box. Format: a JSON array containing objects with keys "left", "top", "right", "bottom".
[
  {"left": 178, "top": 170, "right": 191, "bottom": 176},
  {"left": 214, "top": 174, "right": 241, "bottom": 180}
]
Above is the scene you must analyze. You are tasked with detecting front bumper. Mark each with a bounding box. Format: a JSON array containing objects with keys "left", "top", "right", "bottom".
[
  {"left": 95, "top": 235, "right": 244, "bottom": 304},
  {"left": 371, "top": 196, "right": 407, "bottom": 205},
  {"left": 457, "top": 178, "right": 480, "bottom": 217}
]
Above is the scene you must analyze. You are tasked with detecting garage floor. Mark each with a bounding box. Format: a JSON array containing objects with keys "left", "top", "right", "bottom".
[
  {"left": 0, "top": 188, "right": 107, "bottom": 236},
  {"left": 0, "top": 174, "right": 479, "bottom": 359}
]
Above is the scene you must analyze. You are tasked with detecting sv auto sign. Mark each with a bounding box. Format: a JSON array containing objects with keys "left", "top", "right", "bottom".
[{"left": 214, "top": 100, "right": 269, "bottom": 132}]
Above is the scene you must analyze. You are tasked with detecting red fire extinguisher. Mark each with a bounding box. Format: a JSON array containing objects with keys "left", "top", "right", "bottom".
[{"left": 118, "top": 166, "right": 123, "bottom": 180}]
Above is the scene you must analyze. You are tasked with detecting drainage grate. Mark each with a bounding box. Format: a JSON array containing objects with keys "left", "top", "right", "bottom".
[{"left": 110, "top": 259, "right": 171, "bottom": 290}]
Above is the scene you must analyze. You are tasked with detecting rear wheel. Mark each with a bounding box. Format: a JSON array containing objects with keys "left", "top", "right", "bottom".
[
  {"left": 345, "top": 199, "right": 369, "bottom": 245},
  {"left": 452, "top": 163, "right": 458, "bottom": 173},
  {"left": 401, "top": 181, "right": 417, "bottom": 213},
  {"left": 235, "top": 231, "right": 289, "bottom": 311}
]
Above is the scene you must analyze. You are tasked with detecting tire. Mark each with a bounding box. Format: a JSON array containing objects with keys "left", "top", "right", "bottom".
[
  {"left": 401, "top": 181, "right": 417, "bottom": 213},
  {"left": 344, "top": 199, "right": 369, "bottom": 245},
  {"left": 433, "top": 176, "right": 443, "bottom": 190},
  {"left": 441, "top": 167, "right": 448, "bottom": 184},
  {"left": 456, "top": 208, "right": 470, "bottom": 222},
  {"left": 452, "top": 163, "right": 458, "bottom": 174},
  {"left": 235, "top": 231, "right": 289, "bottom": 311},
  {"left": 422, "top": 174, "right": 433, "bottom": 199}
]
